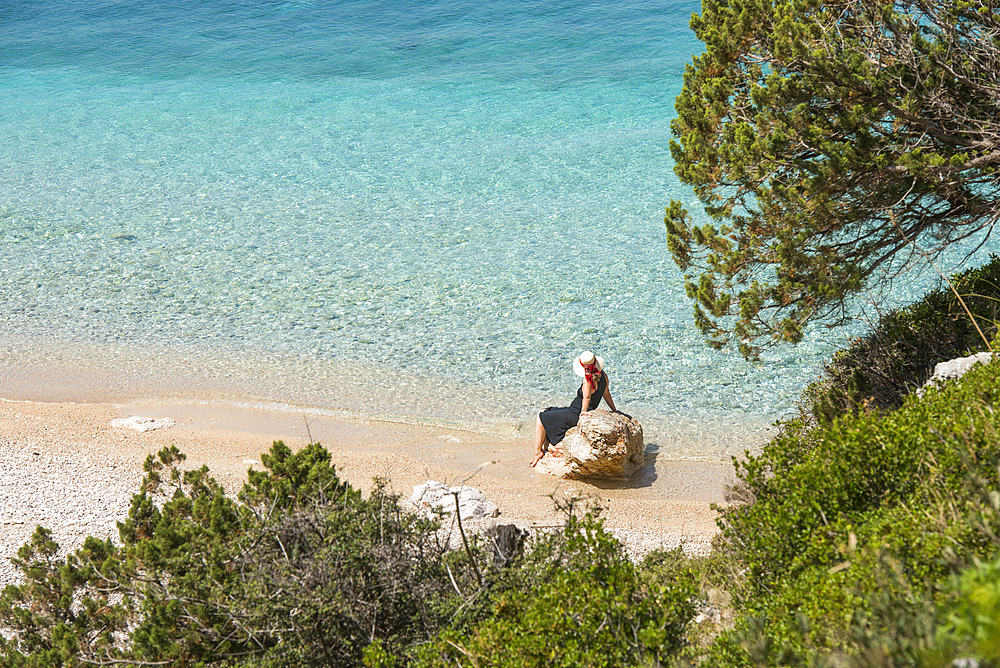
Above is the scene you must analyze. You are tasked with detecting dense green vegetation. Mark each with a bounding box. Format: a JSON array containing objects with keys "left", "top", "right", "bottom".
[
  {"left": 685, "top": 257, "right": 1000, "bottom": 667},
  {"left": 679, "top": 257, "right": 1000, "bottom": 667},
  {"left": 5, "top": 262, "right": 1000, "bottom": 667},
  {"left": 0, "top": 443, "right": 696, "bottom": 667},
  {"left": 665, "top": 0, "right": 1000, "bottom": 358},
  {"left": 703, "top": 355, "right": 1000, "bottom": 666}
]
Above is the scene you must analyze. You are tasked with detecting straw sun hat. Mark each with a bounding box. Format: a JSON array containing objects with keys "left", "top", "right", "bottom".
[{"left": 573, "top": 351, "right": 604, "bottom": 377}]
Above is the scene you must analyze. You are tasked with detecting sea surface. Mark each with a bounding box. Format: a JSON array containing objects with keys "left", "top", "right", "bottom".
[{"left": 0, "top": 0, "right": 991, "bottom": 457}]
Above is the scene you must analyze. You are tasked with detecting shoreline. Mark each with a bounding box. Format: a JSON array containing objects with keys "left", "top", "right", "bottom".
[
  {"left": 0, "top": 334, "right": 780, "bottom": 460},
  {"left": 0, "top": 396, "right": 735, "bottom": 586}
]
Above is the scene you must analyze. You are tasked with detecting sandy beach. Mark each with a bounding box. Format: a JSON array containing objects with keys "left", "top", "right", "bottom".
[{"left": 0, "top": 395, "right": 736, "bottom": 586}]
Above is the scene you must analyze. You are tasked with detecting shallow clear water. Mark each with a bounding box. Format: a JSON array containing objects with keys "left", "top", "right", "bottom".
[{"left": 0, "top": 0, "right": 991, "bottom": 457}]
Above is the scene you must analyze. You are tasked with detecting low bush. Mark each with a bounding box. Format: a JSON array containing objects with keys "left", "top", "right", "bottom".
[
  {"left": 412, "top": 516, "right": 698, "bottom": 668},
  {"left": 935, "top": 552, "right": 1000, "bottom": 665},
  {"left": 703, "top": 357, "right": 1000, "bottom": 666}
]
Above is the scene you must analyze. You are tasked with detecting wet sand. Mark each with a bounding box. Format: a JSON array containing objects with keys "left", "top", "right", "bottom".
[{"left": 0, "top": 395, "right": 737, "bottom": 584}]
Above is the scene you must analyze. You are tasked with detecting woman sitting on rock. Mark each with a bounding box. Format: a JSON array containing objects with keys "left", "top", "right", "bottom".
[{"left": 529, "top": 351, "right": 618, "bottom": 467}]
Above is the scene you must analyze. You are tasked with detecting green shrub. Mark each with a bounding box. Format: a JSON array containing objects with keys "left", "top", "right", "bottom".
[
  {"left": 1, "top": 445, "right": 254, "bottom": 667},
  {"left": 1, "top": 445, "right": 702, "bottom": 668},
  {"left": 729, "top": 360, "right": 1000, "bottom": 600},
  {"left": 936, "top": 553, "right": 1000, "bottom": 666},
  {"left": 0, "top": 442, "right": 471, "bottom": 668},
  {"left": 237, "top": 446, "right": 463, "bottom": 668},
  {"left": 700, "top": 359, "right": 1000, "bottom": 666},
  {"left": 413, "top": 513, "right": 698, "bottom": 668},
  {"left": 673, "top": 260, "right": 1000, "bottom": 667}
]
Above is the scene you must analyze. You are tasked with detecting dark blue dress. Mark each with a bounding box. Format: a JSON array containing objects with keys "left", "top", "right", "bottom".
[{"left": 539, "top": 372, "right": 608, "bottom": 445}]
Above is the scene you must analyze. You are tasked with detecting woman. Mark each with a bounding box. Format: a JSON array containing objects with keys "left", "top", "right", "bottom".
[{"left": 529, "top": 350, "right": 618, "bottom": 467}]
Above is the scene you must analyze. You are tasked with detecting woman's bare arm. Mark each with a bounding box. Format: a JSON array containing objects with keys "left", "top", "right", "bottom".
[
  {"left": 603, "top": 376, "right": 618, "bottom": 412},
  {"left": 580, "top": 380, "right": 593, "bottom": 413}
]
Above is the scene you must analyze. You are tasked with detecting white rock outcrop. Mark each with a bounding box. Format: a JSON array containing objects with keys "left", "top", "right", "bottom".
[
  {"left": 919, "top": 352, "right": 996, "bottom": 395},
  {"left": 535, "top": 409, "right": 645, "bottom": 479},
  {"left": 407, "top": 481, "right": 500, "bottom": 521}
]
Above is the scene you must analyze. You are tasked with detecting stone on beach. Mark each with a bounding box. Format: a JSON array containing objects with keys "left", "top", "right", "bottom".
[
  {"left": 535, "top": 409, "right": 645, "bottom": 479},
  {"left": 407, "top": 481, "right": 500, "bottom": 521},
  {"left": 110, "top": 415, "right": 176, "bottom": 432}
]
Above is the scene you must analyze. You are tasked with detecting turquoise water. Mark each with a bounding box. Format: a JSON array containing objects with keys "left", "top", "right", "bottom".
[{"left": 0, "top": 0, "right": 987, "bottom": 456}]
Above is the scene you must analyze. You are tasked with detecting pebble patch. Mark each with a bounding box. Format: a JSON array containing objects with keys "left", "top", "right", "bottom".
[{"left": 0, "top": 440, "right": 141, "bottom": 587}]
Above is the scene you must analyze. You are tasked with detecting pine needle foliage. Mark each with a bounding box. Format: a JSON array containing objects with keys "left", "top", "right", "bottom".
[
  {"left": 0, "top": 442, "right": 464, "bottom": 668},
  {"left": 666, "top": 0, "right": 1000, "bottom": 359}
]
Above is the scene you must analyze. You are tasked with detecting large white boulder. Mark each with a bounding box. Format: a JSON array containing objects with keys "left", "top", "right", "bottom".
[
  {"left": 535, "top": 409, "right": 645, "bottom": 479},
  {"left": 919, "top": 352, "right": 996, "bottom": 395}
]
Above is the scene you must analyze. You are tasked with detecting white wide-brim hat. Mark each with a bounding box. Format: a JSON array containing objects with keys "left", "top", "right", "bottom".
[{"left": 573, "top": 351, "right": 604, "bottom": 376}]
